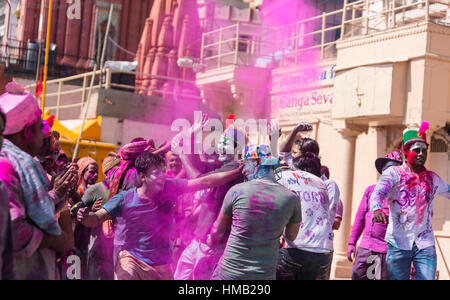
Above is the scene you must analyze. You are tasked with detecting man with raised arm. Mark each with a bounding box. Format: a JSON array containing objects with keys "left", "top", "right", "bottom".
[{"left": 78, "top": 152, "right": 243, "bottom": 280}]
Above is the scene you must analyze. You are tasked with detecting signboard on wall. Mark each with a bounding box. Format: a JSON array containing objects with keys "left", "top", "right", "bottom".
[
  {"left": 272, "top": 64, "right": 336, "bottom": 93},
  {"left": 271, "top": 87, "right": 334, "bottom": 119}
]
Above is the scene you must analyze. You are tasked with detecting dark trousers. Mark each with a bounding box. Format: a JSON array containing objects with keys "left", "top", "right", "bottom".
[
  {"left": 276, "top": 248, "right": 331, "bottom": 280},
  {"left": 351, "top": 247, "right": 388, "bottom": 280}
]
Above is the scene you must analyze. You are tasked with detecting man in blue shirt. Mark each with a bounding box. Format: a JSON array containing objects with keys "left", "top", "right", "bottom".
[{"left": 78, "top": 152, "right": 243, "bottom": 280}]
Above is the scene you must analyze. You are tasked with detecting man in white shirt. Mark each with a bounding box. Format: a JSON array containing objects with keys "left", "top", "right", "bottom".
[
  {"left": 371, "top": 124, "right": 450, "bottom": 280},
  {"left": 276, "top": 152, "right": 340, "bottom": 280}
]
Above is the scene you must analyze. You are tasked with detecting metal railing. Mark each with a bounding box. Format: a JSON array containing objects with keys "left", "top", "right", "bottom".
[
  {"left": 341, "top": 0, "right": 450, "bottom": 37},
  {"left": 201, "top": 23, "right": 275, "bottom": 69},
  {"left": 200, "top": 0, "right": 450, "bottom": 71},
  {"left": 0, "top": 39, "right": 97, "bottom": 77},
  {"left": 24, "top": 68, "right": 201, "bottom": 120}
]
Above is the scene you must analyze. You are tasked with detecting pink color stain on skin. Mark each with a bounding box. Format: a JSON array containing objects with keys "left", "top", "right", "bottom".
[{"left": 404, "top": 150, "right": 417, "bottom": 165}]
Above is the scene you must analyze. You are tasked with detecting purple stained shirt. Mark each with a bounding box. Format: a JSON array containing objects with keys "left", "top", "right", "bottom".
[
  {"left": 348, "top": 185, "right": 389, "bottom": 253},
  {"left": 102, "top": 178, "right": 187, "bottom": 266}
]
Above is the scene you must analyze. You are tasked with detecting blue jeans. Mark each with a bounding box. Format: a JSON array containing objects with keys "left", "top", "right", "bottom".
[{"left": 386, "top": 243, "right": 436, "bottom": 280}]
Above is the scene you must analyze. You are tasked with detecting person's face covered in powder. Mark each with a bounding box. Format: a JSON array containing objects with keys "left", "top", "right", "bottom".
[
  {"left": 140, "top": 165, "right": 167, "bottom": 195},
  {"left": 217, "top": 134, "right": 235, "bottom": 163},
  {"left": 83, "top": 163, "right": 99, "bottom": 186},
  {"left": 405, "top": 142, "right": 428, "bottom": 168}
]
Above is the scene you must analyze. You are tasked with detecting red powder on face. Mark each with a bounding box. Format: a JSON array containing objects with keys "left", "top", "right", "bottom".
[{"left": 405, "top": 150, "right": 416, "bottom": 164}]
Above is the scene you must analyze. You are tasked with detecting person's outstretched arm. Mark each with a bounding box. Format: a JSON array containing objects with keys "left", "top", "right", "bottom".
[
  {"left": 186, "top": 164, "right": 243, "bottom": 193},
  {"left": 77, "top": 207, "right": 111, "bottom": 228}
]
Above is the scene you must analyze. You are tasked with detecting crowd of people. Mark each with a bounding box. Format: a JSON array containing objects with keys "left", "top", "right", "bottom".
[{"left": 0, "top": 82, "right": 449, "bottom": 280}]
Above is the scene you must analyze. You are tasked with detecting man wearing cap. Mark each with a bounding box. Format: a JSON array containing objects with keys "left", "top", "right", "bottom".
[
  {"left": 0, "top": 82, "right": 78, "bottom": 279},
  {"left": 347, "top": 150, "right": 403, "bottom": 280},
  {"left": 210, "top": 145, "right": 302, "bottom": 280},
  {"left": 371, "top": 123, "right": 450, "bottom": 280}
]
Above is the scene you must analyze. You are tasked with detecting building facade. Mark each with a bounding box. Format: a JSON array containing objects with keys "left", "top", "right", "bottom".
[
  {"left": 5, "top": 0, "right": 450, "bottom": 280},
  {"left": 1, "top": 0, "right": 154, "bottom": 76},
  {"left": 196, "top": 0, "right": 450, "bottom": 279}
]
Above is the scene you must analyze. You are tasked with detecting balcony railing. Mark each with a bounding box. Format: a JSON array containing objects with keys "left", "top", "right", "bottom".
[
  {"left": 24, "top": 68, "right": 201, "bottom": 120},
  {"left": 199, "top": 0, "right": 450, "bottom": 71},
  {"left": 0, "top": 39, "right": 97, "bottom": 77}
]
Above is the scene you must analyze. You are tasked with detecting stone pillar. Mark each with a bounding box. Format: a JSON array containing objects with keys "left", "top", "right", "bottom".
[
  {"left": 148, "top": 15, "right": 173, "bottom": 96},
  {"left": 76, "top": 0, "right": 94, "bottom": 69},
  {"left": 55, "top": 0, "right": 68, "bottom": 64},
  {"left": 178, "top": 15, "right": 194, "bottom": 81},
  {"left": 149, "top": 0, "right": 167, "bottom": 47},
  {"left": 172, "top": 0, "right": 187, "bottom": 47},
  {"left": 330, "top": 125, "right": 360, "bottom": 279},
  {"left": 117, "top": 0, "right": 130, "bottom": 61},
  {"left": 37, "top": 0, "right": 48, "bottom": 42},
  {"left": 136, "top": 18, "right": 153, "bottom": 93},
  {"left": 2, "top": 2, "right": 11, "bottom": 48},
  {"left": 140, "top": 47, "right": 156, "bottom": 94},
  {"left": 162, "top": 49, "right": 178, "bottom": 99},
  {"left": 18, "top": 0, "right": 34, "bottom": 43},
  {"left": 60, "top": 4, "right": 82, "bottom": 66},
  {"left": 30, "top": 1, "right": 41, "bottom": 39},
  {"left": 86, "top": 3, "right": 97, "bottom": 68},
  {"left": 126, "top": 0, "right": 141, "bottom": 56}
]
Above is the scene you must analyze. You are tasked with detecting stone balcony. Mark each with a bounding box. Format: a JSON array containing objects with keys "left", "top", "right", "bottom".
[{"left": 333, "top": 20, "right": 450, "bottom": 130}]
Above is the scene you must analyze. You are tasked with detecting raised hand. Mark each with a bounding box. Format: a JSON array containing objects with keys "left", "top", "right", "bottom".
[
  {"left": 53, "top": 163, "right": 79, "bottom": 199},
  {"left": 294, "top": 122, "right": 313, "bottom": 133}
]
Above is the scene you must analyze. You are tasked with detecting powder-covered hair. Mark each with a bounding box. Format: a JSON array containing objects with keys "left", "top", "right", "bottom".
[{"left": 135, "top": 152, "right": 165, "bottom": 174}]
